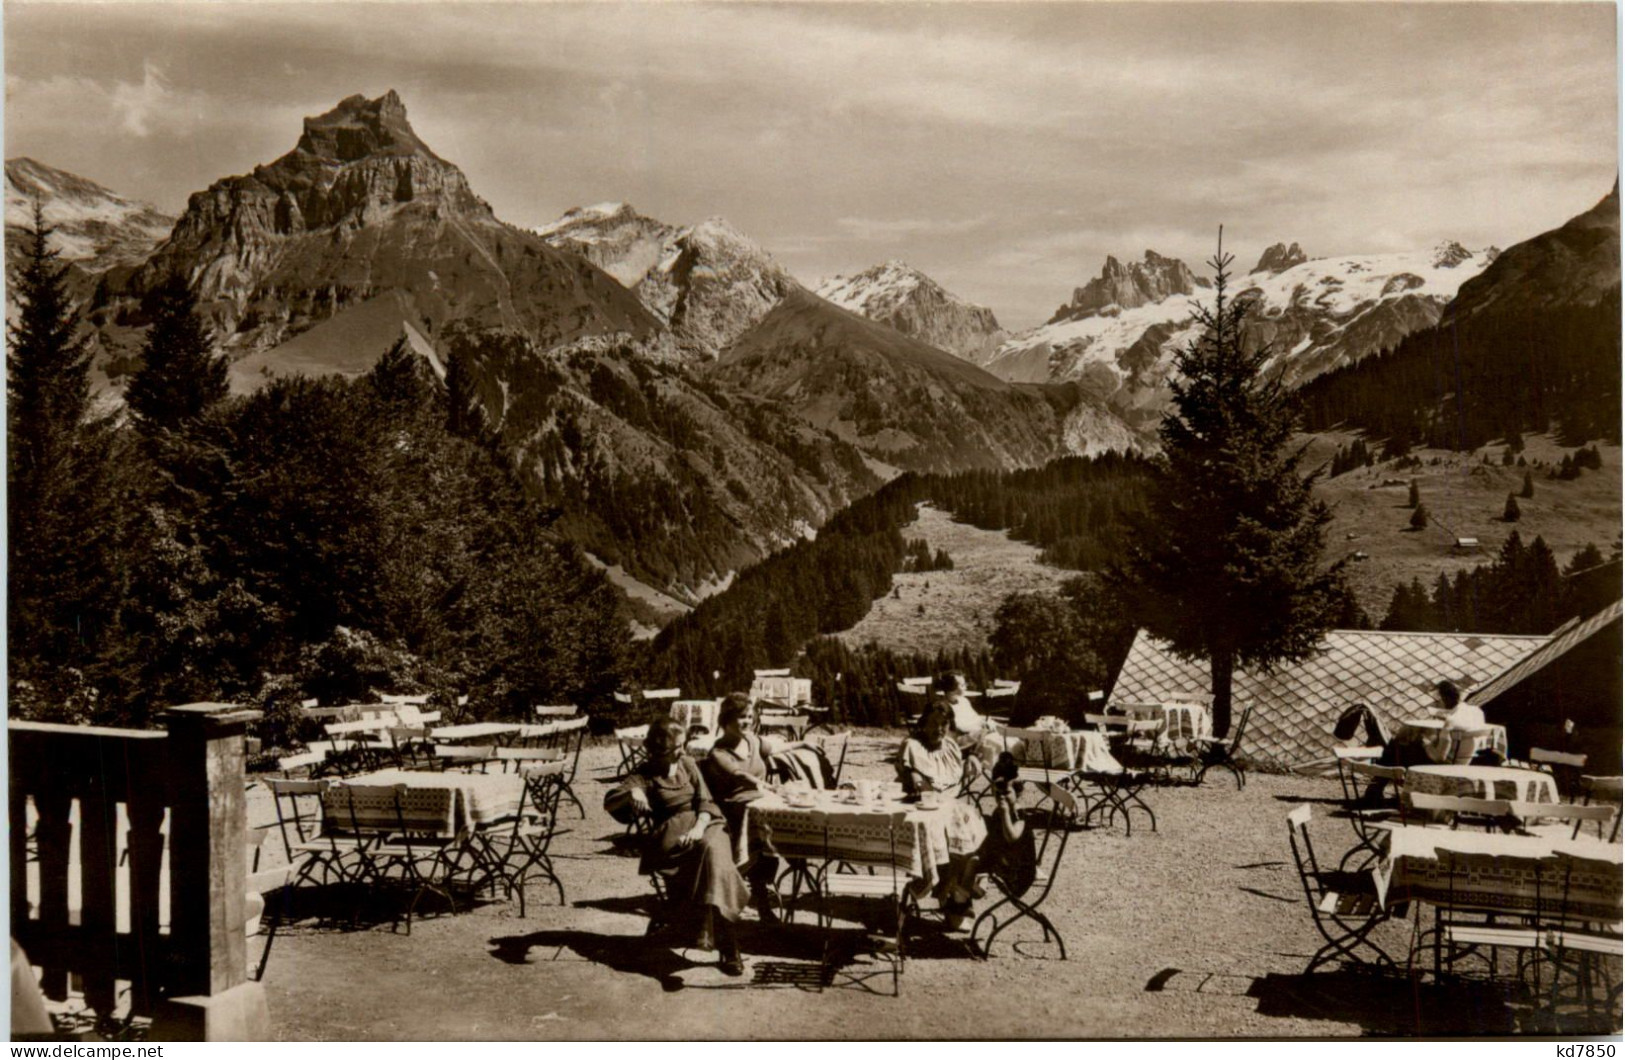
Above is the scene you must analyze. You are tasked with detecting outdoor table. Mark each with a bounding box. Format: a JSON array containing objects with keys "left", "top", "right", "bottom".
[
  {"left": 331, "top": 768, "right": 526, "bottom": 833},
  {"left": 1373, "top": 825, "right": 1623, "bottom": 922},
  {"left": 430, "top": 722, "right": 523, "bottom": 745},
  {"left": 741, "top": 789, "right": 957, "bottom": 891},
  {"left": 1407, "top": 764, "right": 1560, "bottom": 805}
]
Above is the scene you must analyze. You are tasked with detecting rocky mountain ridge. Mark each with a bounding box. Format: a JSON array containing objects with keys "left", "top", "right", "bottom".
[
  {"left": 118, "top": 91, "right": 656, "bottom": 357},
  {"left": 1048, "top": 249, "right": 1209, "bottom": 325},
  {"left": 538, "top": 203, "right": 801, "bottom": 357},
  {"left": 5, "top": 157, "right": 175, "bottom": 273},
  {"left": 815, "top": 260, "right": 1003, "bottom": 362}
]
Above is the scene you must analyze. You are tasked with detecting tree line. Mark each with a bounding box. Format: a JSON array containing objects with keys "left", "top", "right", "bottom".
[
  {"left": 1297, "top": 292, "right": 1621, "bottom": 452},
  {"left": 8, "top": 211, "right": 632, "bottom": 733}
]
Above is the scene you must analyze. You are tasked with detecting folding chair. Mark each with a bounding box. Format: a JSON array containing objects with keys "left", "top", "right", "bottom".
[
  {"left": 1544, "top": 850, "right": 1624, "bottom": 1026},
  {"left": 614, "top": 724, "right": 652, "bottom": 778},
  {"left": 817, "top": 731, "right": 852, "bottom": 788},
  {"left": 816, "top": 810, "right": 914, "bottom": 996},
  {"left": 338, "top": 782, "right": 461, "bottom": 935},
  {"left": 971, "top": 782, "right": 1077, "bottom": 960},
  {"left": 1334, "top": 752, "right": 1407, "bottom": 870},
  {"left": 1446, "top": 727, "right": 1501, "bottom": 765},
  {"left": 1407, "top": 793, "right": 1517, "bottom": 832},
  {"left": 481, "top": 765, "right": 570, "bottom": 916},
  {"left": 533, "top": 704, "right": 579, "bottom": 719},
  {"left": 543, "top": 718, "right": 589, "bottom": 818},
  {"left": 433, "top": 744, "right": 498, "bottom": 773},
  {"left": 1077, "top": 717, "right": 1157, "bottom": 835},
  {"left": 386, "top": 726, "right": 434, "bottom": 770},
  {"left": 1193, "top": 702, "right": 1253, "bottom": 790},
  {"left": 1529, "top": 748, "right": 1588, "bottom": 801},
  {"left": 1574, "top": 776, "right": 1622, "bottom": 841},
  {"left": 266, "top": 777, "right": 365, "bottom": 893},
  {"left": 1285, "top": 804, "right": 1396, "bottom": 974},
  {"left": 1428, "top": 846, "right": 1550, "bottom": 984}
]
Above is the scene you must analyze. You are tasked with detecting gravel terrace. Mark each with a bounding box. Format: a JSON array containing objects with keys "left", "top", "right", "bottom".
[{"left": 252, "top": 734, "right": 1569, "bottom": 1040}]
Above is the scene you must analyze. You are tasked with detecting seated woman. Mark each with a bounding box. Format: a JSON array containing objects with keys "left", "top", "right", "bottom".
[
  {"left": 705, "top": 693, "right": 811, "bottom": 923},
  {"left": 896, "top": 702, "right": 989, "bottom": 930},
  {"left": 605, "top": 716, "right": 749, "bottom": 976}
]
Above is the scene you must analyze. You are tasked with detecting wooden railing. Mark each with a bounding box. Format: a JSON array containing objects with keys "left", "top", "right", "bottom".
[{"left": 9, "top": 703, "right": 262, "bottom": 1031}]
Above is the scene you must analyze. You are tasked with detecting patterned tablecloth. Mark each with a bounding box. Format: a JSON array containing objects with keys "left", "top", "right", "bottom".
[
  {"left": 1000, "top": 729, "right": 1121, "bottom": 775},
  {"left": 1374, "top": 825, "right": 1623, "bottom": 921},
  {"left": 1406, "top": 764, "right": 1559, "bottom": 804},
  {"left": 741, "top": 792, "right": 964, "bottom": 889},
  {"left": 329, "top": 768, "right": 525, "bottom": 835}
]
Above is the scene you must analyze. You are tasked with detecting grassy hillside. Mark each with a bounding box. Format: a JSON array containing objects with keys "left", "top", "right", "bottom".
[
  {"left": 835, "top": 503, "right": 1076, "bottom": 656},
  {"left": 1306, "top": 431, "right": 1621, "bottom": 617}
]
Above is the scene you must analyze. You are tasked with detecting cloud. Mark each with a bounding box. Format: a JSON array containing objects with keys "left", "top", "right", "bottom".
[
  {"left": 110, "top": 61, "right": 172, "bottom": 138},
  {"left": 834, "top": 215, "right": 991, "bottom": 242}
]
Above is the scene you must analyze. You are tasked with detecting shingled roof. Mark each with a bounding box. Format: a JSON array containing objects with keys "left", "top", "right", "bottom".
[
  {"left": 1470, "top": 599, "right": 1623, "bottom": 707},
  {"left": 1109, "top": 628, "right": 1548, "bottom": 769}
]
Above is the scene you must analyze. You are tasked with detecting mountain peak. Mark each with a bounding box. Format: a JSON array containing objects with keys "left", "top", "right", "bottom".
[
  {"left": 1253, "top": 241, "right": 1308, "bottom": 274},
  {"left": 815, "top": 260, "right": 1001, "bottom": 362},
  {"left": 295, "top": 90, "right": 436, "bottom": 163},
  {"left": 1050, "top": 249, "right": 1200, "bottom": 323}
]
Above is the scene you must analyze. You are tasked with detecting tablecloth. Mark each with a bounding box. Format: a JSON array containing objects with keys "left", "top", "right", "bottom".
[
  {"left": 741, "top": 792, "right": 965, "bottom": 889},
  {"left": 1407, "top": 764, "right": 1559, "bottom": 804},
  {"left": 1374, "top": 825, "right": 1622, "bottom": 920},
  {"left": 330, "top": 768, "right": 525, "bottom": 834},
  {"left": 1001, "top": 729, "right": 1121, "bottom": 774}
]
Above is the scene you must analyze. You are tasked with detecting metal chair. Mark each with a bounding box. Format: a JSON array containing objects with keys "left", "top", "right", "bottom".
[
  {"left": 1285, "top": 804, "right": 1397, "bottom": 974},
  {"left": 1406, "top": 793, "right": 1518, "bottom": 832},
  {"left": 815, "top": 809, "right": 914, "bottom": 996},
  {"left": 337, "top": 782, "right": 461, "bottom": 935},
  {"left": 971, "top": 782, "right": 1077, "bottom": 960},
  {"left": 1574, "top": 776, "right": 1623, "bottom": 841},
  {"left": 1528, "top": 748, "right": 1588, "bottom": 801},
  {"left": 1333, "top": 751, "right": 1406, "bottom": 871},
  {"left": 481, "top": 765, "right": 569, "bottom": 916},
  {"left": 1193, "top": 702, "right": 1253, "bottom": 790}
]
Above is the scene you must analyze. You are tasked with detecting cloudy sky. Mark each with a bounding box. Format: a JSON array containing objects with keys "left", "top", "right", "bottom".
[{"left": 5, "top": 1, "right": 1618, "bottom": 328}]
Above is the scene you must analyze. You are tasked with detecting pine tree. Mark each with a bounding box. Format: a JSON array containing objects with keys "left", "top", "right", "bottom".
[
  {"left": 1407, "top": 479, "right": 1420, "bottom": 509},
  {"left": 1503, "top": 493, "right": 1521, "bottom": 522},
  {"left": 1111, "top": 234, "right": 1347, "bottom": 739},
  {"left": 1520, "top": 471, "right": 1535, "bottom": 499},
  {"left": 125, "top": 277, "right": 227, "bottom": 435},
  {"left": 1409, "top": 503, "right": 1429, "bottom": 530},
  {"left": 6, "top": 203, "right": 124, "bottom": 683}
]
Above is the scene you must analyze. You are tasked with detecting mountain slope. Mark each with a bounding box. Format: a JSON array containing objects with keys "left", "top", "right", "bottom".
[
  {"left": 5, "top": 157, "right": 174, "bottom": 273},
  {"left": 454, "top": 332, "right": 879, "bottom": 599},
  {"left": 816, "top": 260, "right": 1003, "bottom": 362},
  {"left": 539, "top": 204, "right": 800, "bottom": 356},
  {"left": 1446, "top": 181, "right": 1620, "bottom": 323},
  {"left": 1298, "top": 184, "right": 1621, "bottom": 448},
  {"left": 710, "top": 288, "right": 1134, "bottom": 471},
  {"left": 119, "top": 91, "right": 658, "bottom": 358}
]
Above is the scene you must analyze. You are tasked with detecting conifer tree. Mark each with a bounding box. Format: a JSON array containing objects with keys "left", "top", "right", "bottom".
[
  {"left": 6, "top": 203, "right": 123, "bottom": 681},
  {"left": 1112, "top": 234, "right": 1347, "bottom": 739},
  {"left": 125, "top": 277, "right": 227, "bottom": 435},
  {"left": 1407, "top": 479, "right": 1420, "bottom": 509},
  {"left": 1503, "top": 493, "right": 1521, "bottom": 522},
  {"left": 1520, "top": 471, "right": 1535, "bottom": 499},
  {"left": 1410, "top": 503, "right": 1430, "bottom": 530}
]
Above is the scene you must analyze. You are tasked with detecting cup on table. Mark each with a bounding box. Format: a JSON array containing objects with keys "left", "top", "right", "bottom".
[{"left": 855, "top": 779, "right": 878, "bottom": 804}]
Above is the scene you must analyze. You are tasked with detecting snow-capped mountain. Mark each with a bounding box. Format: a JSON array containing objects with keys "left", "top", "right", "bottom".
[
  {"left": 1048, "top": 250, "right": 1209, "bottom": 325},
  {"left": 538, "top": 205, "right": 800, "bottom": 355},
  {"left": 984, "top": 243, "right": 1501, "bottom": 404},
  {"left": 815, "top": 260, "right": 1003, "bottom": 362},
  {"left": 5, "top": 157, "right": 173, "bottom": 271}
]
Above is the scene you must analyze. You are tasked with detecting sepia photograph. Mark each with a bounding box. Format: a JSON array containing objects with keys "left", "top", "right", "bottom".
[{"left": 4, "top": 0, "right": 1621, "bottom": 1043}]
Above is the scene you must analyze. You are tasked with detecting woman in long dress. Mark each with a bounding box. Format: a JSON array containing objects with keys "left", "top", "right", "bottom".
[
  {"left": 704, "top": 693, "right": 810, "bottom": 922},
  {"left": 896, "top": 702, "right": 988, "bottom": 930},
  {"left": 606, "top": 716, "right": 750, "bottom": 975}
]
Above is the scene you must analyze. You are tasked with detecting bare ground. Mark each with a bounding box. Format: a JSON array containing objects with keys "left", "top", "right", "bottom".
[{"left": 247, "top": 737, "right": 1553, "bottom": 1040}]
